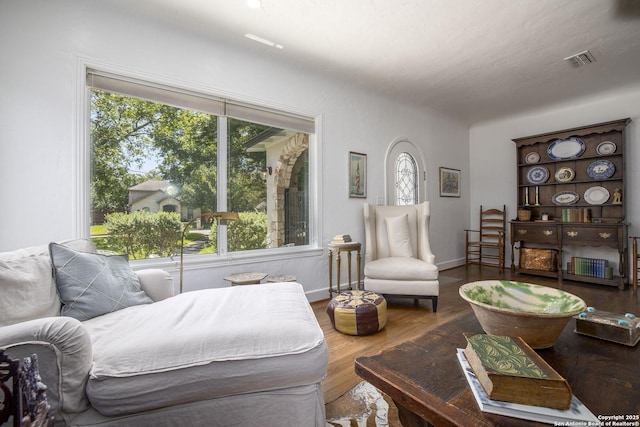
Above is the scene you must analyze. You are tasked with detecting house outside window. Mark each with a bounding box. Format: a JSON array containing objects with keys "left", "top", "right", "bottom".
[{"left": 87, "top": 70, "right": 315, "bottom": 260}]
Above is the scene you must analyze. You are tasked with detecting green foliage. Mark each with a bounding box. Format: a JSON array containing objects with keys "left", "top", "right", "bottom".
[
  {"left": 228, "top": 213, "right": 266, "bottom": 251},
  {"left": 228, "top": 212, "right": 267, "bottom": 251},
  {"left": 90, "top": 91, "right": 272, "bottom": 217},
  {"left": 104, "top": 211, "right": 182, "bottom": 259},
  {"left": 90, "top": 91, "right": 287, "bottom": 258}
]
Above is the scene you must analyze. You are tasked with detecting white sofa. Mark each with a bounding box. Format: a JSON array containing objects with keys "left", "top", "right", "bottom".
[{"left": 0, "top": 240, "right": 328, "bottom": 426}]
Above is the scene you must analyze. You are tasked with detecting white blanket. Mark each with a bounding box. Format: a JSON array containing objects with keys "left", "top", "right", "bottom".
[{"left": 84, "top": 282, "right": 325, "bottom": 378}]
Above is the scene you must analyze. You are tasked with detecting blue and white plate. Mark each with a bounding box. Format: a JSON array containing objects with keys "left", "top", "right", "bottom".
[
  {"left": 587, "top": 160, "right": 615, "bottom": 180},
  {"left": 552, "top": 191, "right": 579, "bottom": 205},
  {"left": 526, "top": 166, "right": 549, "bottom": 184},
  {"left": 547, "top": 137, "right": 586, "bottom": 160}
]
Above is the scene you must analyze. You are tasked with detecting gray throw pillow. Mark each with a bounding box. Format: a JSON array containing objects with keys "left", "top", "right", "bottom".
[{"left": 49, "top": 243, "right": 153, "bottom": 321}]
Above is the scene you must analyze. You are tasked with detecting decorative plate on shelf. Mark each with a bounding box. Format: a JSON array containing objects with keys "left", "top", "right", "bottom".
[
  {"left": 554, "top": 167, "right": 575, "bottom": 183},
  {"left": 596, "top": 141, "right": 616, "bottom": 155},
  {"left": 526, "top": 166, "right": 549, "bottom": 184},
  {"left": 587, "top": 159, "right": 615, "bottom": 180},
  {"left": 584, "top": 186, "right": 610, "bottom": 205},
  {"left": 525, "top": 152, "right": 540, "bottom": 164},
  {"left": 547, "top": 137, "right": 586, "bottom": 160},
  {"left": 552, "top": 191, "right": 580, "bottom": 205}
]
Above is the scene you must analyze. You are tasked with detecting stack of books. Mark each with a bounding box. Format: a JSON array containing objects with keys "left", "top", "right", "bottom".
[
  {"left": 457, "top": 334, "right": 598, "bottom": 424},
  {"left": 568, "top": 257, "right": 610, "bottom": 279},
  {"left": 331, "top": 234, "right": 352, "bottom": 244},
  {"left": 561, "top": 208, "right": 591, "bottom": 223}
]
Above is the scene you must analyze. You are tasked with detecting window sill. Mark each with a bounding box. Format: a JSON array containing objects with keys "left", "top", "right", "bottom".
[{"left": 130, "top": 245, "right": 324, "bottom": 272}]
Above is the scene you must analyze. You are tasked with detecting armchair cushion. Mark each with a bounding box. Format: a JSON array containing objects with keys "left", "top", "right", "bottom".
[
  {"left": 49, "top": 243, "right": 153, "bottom": 321},
  {"left": 365, "top": 257, "right": 438, "bottom": 281},
  {"left": 385, "top": 214, "right": 414, "bottom": 258}
]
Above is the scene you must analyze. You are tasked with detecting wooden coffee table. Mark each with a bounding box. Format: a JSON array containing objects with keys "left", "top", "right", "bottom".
[{"left": 355, "top": 310, "right": 640, "bottom": 426}]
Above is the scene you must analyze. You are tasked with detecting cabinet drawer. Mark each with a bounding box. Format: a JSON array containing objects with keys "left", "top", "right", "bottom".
[
  {"left": 512, "top": 225, "right": 559, "bottom": 243},
  {"left": 562, "top": 226, "right": 619, "bottom": 246}
]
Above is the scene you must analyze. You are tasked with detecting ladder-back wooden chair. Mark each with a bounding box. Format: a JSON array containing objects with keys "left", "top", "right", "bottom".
[{"left": 465, "top": 205, "right": 506, "bottom": 272}]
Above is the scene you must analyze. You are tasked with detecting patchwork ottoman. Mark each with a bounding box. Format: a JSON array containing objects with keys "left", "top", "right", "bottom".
[{"left": 326, "top": 290, "right": 387, "bottom": 336}]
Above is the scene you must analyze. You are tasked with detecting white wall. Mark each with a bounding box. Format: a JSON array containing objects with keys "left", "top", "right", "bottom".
[
  {"left": 0, "top": 0, "right": 470, "bottom": 300},
  {"left": 470, "top": 84, "right": 640, "bottom": 272}
]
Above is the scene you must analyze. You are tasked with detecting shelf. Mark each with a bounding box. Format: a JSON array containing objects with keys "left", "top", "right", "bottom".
[
  {"left": 512, "top": 119, "right": 630, "bottom": 289},
  {"left": 518, "top": 154, "right": 622, "bottom": 167},
  {"left": 563, "top": 272, "right": 622, "bottom": 288},
  {"left": 513, "top": 268, "right": 558, "bottom": 279},
  {"left": 518, "top": 179, "right": 623, "bottom": 187}
]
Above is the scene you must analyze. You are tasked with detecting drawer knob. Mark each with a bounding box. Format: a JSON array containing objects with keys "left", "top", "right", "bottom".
[
  {"left": 517, "top": 229, "right": 527, "bottom": 235},
  {"left": 567, "top": 231, "right": 578, "bottom": 237},
  {"left": 543, "top": 230, "right": 553, "bottom": 236},
  {"left": 599, "top": 232, "right": 612, "bottom": 239}
]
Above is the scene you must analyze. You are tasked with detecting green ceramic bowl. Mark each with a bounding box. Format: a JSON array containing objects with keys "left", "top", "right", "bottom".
[{"left": 459, "top": 280, "right": 586, "bottom": 349}]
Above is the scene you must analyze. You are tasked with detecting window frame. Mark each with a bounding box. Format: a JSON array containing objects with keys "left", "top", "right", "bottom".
[
  {"left": 384, "top": 137, "right": 428, "bottom": 205},
  {"left": 75, "top": 60, "right": 323, "bottom": 269}
]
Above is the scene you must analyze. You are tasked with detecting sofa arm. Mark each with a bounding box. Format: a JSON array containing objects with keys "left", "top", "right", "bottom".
[
  {"left": 136, "top": 269, "right": 174, "bottom": 301},
  {"left": 0, "top": 317, "right": 92, "bottom": 420}
]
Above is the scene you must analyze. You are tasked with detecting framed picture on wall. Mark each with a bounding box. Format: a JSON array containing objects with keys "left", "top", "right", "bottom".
[
  {"left": 439, "top": 167, "right": 460, "bottom": 197},
  {"left": 349, "top": 151, "right": 367, "bottom": 198}
]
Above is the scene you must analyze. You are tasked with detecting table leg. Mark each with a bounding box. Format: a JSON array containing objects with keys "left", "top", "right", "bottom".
[
  {"left": 618, "top": 246, "right": 626, "bottom": 290},
  {"left": 347, "top": 250, "right": 352, "bottom": 290},
  {"left": 633, "top": 238, "right": 638, "bottom": 294},
  {"left": 328, "top": 250, "right": 333, "bottom": 298},
  {"left": 336, "top": 250, "right": 342, "bottom": 294},
  {"left": 394, "top": 401, "right": 433, "bottom": 427},
  {"left": 356, "top": 247, "right": 361, "bottom": 290}
]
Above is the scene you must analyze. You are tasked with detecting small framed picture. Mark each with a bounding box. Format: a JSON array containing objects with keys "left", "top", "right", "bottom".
[
  {"left": 439, "top": 167, "right": 460, "bottom": 197},
  {"left": 349, "top": 151, "right": 367, "bottom": 198}
]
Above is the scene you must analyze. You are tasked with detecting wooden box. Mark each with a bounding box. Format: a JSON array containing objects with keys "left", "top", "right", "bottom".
[
  {"left": 519, "top": 248, "right": 558, "bottom": 271},
  {"left": 463, "top": 334, "right": 572, "bottom": 409},
  {"left": 574, "top": 309, "right": 640, "bottom": 346}
]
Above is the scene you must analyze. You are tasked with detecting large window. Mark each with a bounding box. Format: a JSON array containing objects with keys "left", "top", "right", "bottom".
[{"left": 87, "top": 70, "right": 315, "bottom": 260}]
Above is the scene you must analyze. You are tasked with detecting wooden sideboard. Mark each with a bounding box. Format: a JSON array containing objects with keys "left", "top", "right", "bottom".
[
  {"left": 511, "top": 119, "right": 631, "bottom": 289},
  {"left": 510, "top": 221, "right": 627, "bottom": 289}
]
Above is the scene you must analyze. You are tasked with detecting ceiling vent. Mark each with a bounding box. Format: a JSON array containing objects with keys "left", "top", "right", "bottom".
[{"left": 564, "top": 50, "right": 596, "bottom": 67}]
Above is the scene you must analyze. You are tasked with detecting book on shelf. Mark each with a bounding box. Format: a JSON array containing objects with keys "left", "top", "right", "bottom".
[
  {"left": 331, "top": 234, "right": 352, "bottom": 243},
  {"left": 456, "top": 348, "right": 598, "bottom": 425},
  {"left": 463, "top": 334, "right": 571, "bottom": 410},
  {"left": 561, "top": 208, "right": 592, "bottom": 223},
  {"left": 568, "top": 257, "right": 608, "bottom": 278}
]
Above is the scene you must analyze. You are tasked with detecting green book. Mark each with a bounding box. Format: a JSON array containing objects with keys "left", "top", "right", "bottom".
[{"left": 463, "top": 334, "right": 572, "bottom": 410}]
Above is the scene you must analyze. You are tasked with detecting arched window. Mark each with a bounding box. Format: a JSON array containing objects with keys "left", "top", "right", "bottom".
[
  {"left": 395, "top": 152, "right": 418, "bottom": 205},
  {"left": 385, "top": 138, "right": 427, "bottom": 205}
]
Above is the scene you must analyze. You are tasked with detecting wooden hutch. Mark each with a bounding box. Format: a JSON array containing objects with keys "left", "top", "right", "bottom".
[{"left": 511, "top": 118, "right": 630, "bottom": 289}]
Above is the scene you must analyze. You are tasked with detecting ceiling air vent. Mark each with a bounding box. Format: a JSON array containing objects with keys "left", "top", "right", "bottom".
[{"left": 564, "top": 50, "right": 596, "bottom": 67}]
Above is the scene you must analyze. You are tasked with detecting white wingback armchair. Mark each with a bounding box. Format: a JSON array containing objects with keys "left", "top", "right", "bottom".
[{"left": 363, "top": 202, "right": 439, "bottom": 311}]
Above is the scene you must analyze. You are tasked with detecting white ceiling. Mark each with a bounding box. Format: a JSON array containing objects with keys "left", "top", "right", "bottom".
[{"left": 121, "top": 0, "right": 640, "bottom": 125}]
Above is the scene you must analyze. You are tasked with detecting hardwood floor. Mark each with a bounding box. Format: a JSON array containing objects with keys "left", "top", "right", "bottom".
[{"left": 312, "top": 265, "right": 640, "bottom": 404}]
